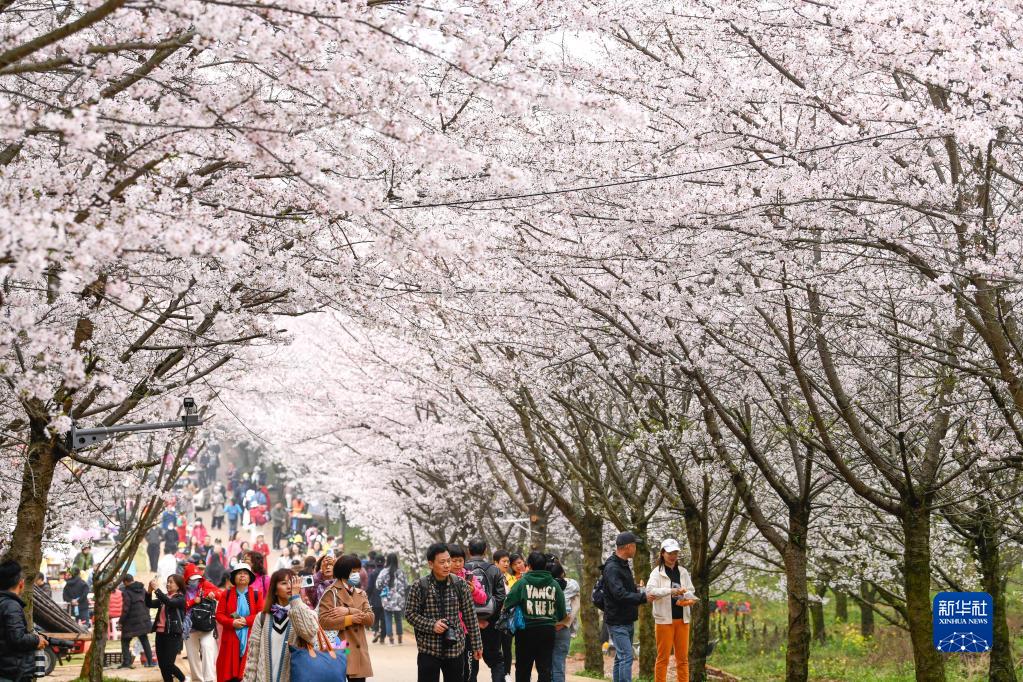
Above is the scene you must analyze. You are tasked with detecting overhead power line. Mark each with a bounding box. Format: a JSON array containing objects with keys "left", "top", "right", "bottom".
[{"left": 387, "top": 126, "right": 920, "bottom": 211}]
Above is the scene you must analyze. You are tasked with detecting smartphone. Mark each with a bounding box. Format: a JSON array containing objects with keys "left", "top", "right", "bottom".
[{"left": 300, "top": 575, "right": 315, "bottom": 589}]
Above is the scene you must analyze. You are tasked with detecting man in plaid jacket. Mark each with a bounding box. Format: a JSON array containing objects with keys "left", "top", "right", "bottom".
[{"left": 406, "top": 543, "right": 484, "bottom": 682}]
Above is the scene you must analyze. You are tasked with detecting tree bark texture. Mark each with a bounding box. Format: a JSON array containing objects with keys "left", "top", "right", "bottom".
[
  {"left": 83, "top": 588, "right": 110, "bottom": 681},
  {"left": 860, "top": 582, "right": 875, "bottom": 638},
  {"left": 975, "top": 524, "right": 1016, "bottom": 682},
  {"left": 577, "top": 511, "right": 605, "bottom": 676},
  {"left": 634, "top": 529, "right": 656, "bottom": 679},
  {"left": 783, "top": 511, "right": 810, "bottom": 682},
  {"left": 685, "top": 513, "right": 712, "bottom": 682},
  {"left": 2, "top": 419, "right": 60, "bottom": 625},
  {"left": 834, "top": 591, "right": 848, "bottom": 622},
  {"left": 902, "top": 506, "right": 945, "bottom": 682},
  {"left": 810, "top": 580, "right": 827, "bottom": 643}
]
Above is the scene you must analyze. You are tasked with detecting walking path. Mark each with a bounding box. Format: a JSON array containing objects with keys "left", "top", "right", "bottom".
[{"left": 53, "top": 635, "right": 601, "bottom": 681}]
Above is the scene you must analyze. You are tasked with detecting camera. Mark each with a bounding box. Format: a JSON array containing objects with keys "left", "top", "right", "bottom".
[
  {"left": 300, "top": 575, "right": 315, "bottom": 589},
  {"left": 182, "top": 397, "right": 201, "bottom": 428},
  {"left": 442, "top": 621, "right": 459, "bottom": 647}
]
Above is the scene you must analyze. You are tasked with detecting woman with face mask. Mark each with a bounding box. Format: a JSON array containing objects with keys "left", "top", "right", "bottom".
[
  {"left": 302, "top": 554, "right": 336, "bottom": 608},
  {"left": 317, "top": 554, "right": 374, "bottom": 682}
]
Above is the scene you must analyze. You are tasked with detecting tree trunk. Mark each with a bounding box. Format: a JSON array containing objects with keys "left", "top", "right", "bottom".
[
  {"left": 810, "top": 580, "right": 827, "bottom": 643},
  {"left": 528, "top": 503, "right": 548, "bottom": 550},
  {"left": 834, "top": 590, "right": 848, "bottom": 622},
  {"left": 689, "top": 566, "right": 711, "bottom": 682},
  {"left": 685, "top": 512, "right": 712, "bottom": 682},
  {"left": 634, "top": 527, "right": 656, "bottom": 679},
  {"left": 783, "top": 511, "right": 810, "bottom": 682},
  {"left": 577, "top": 510, "right": 605, "bottom": 676},
  {"left": 902, "top": 505, "right": 945, "bottom": 682},
  {"left": 84, "top": 587, "right": 111, "bottom": 681},
  {"left": 860, "top": 582, "right": 875, "bottom": 638},
  {"left": 975, "top": 524, "right": 1016, "bottom": 682},
  {"left": 2, "top": 422, "right": 60, "bottom": 625}
]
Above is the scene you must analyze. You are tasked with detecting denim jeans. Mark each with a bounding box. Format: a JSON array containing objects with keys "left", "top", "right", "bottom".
[
  {"left": 551, "top": 627, "right": 572, "bottom": 682},
  {"left": 383, "top": 609, "right": 404, "bottom": 638},
  {"left": 607, "top": 623, "right": 635, "bottom": 682}
]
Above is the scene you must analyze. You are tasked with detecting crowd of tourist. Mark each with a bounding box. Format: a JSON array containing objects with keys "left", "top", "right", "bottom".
[{"left": 5, "top": 453, "right": 699, "bottom": 682}]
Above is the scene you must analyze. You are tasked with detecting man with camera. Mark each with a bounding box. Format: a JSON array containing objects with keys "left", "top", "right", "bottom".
[
  {"left": 0, "top": 560, "right": 48, "bottom": 682},
  {"left": 405, "top": 543, "right": 483, "bottom": 682}
]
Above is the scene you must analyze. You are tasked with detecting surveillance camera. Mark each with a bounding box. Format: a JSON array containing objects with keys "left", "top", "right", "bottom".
[{"left": 181, "top": 398, "right": 201, "bottom": 427}]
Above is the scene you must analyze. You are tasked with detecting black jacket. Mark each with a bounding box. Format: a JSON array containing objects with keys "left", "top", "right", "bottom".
[
  {"left": 62, "top": 577, "right": 90, "bottom": 613},
  {"left": 367, "top": 567, "right": 383, "bottom": 609},
  {"left": 146, "top": 526, "right": 163, "bottom": 548},
  {"left": 465, "top": 555, "right": 507, "bottom": 613},
  {"left": 0, "top": 591, "right": 40, "bottom": 679},
  {"left": 602, "top": 554, "right": 646, "bottom": 626},
  {"left": 119, "top": 582, "right": 152, "bottom": 638},
  {"left": 145, "top": 590, "right": 185, "bottom": 636}
]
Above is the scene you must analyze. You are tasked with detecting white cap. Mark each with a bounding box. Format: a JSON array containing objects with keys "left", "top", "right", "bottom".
[{"left": 660, "top": 538, "right": 681, "bottom": 553}]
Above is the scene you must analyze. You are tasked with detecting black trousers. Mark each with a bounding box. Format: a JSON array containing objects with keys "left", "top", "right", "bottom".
[
  {"left": 418, "top": 651, "right": 465, "bottom": 682},
  {"left": 154, "top": 632, "right": 184, "bottom": 682},
  {"left": 515, "top": 625, "right": 555, "bottom": 682},
  {"left": 272, "top": 525, "right": 283, "bottom": 549},
  {"left": 371, "top": 606, "right": 385, "bottom": 635},
  {"left": 147, "top": 544, "right": 161, "bottom": 573},
  {"left": 501, "top": 632, "right": 513, "bottom": 675},
  {"left": 121, "top": 633, "right": 153, "bottom": 664},
  {"left": 469, "top": 626, "right": 505, "bottom": 682}
]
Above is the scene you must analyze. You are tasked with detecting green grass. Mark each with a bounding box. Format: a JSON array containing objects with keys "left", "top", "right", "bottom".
[
  {"left": 343, "top": 527, "right": 373, "bottom": 556},
  {"left": 707, "top": 584, "right": 1023, "bottom": 681}
]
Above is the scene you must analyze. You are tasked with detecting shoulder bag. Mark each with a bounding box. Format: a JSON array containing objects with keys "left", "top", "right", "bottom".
[{"left": 289, "top": 626, "right": 347, "bottom": 682}]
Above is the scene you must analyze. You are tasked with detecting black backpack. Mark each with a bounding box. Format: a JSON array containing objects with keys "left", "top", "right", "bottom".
[
  {"left": 467, "top": 565, "right": 497, "bottom": 620},
  {"left": 190, "top": 596, "right": 217, "bottom": 632},
  {"left": 591, "top": 563, "right": 607, "bottom": 611}
]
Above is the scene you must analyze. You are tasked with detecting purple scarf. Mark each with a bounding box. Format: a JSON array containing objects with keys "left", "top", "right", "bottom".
[{"left": 270, "top": 603, "right": 290, "bottom": 624}]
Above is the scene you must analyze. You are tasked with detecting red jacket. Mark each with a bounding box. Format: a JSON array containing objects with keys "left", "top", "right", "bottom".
[
  {"left": 215, "top": 587, "right": 264, "bottom": 682},
  {"left": 252, "top": 542, "right": 270, "bottom": 559},
  {"left": 182, "top": 564, "right": 223, "bottom": 611}
]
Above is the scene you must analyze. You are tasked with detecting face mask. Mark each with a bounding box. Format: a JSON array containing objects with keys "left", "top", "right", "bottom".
[{"left": 347, "top": 574, "right": 361, "bottom": 587}]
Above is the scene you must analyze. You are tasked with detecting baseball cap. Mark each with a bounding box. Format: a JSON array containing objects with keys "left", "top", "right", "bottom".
[
  {"left": 660, "top": 538, "right": 681, "bottom": 553},
  {"left": 615, "top": 531, "right": 641, "bottom": 547}
]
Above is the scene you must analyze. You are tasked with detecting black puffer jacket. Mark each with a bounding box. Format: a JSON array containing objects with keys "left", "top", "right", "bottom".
[
  {"left": 118, "top": 582, "right": 152, "bottom": 638},
  {"left": 0, "top": 591, "right": 40, "bottom": 679},
  {"left": 601, "top": 554, "right": 647, "bottom": 626}
]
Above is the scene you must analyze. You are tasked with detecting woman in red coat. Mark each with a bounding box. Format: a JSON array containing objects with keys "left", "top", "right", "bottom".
[{"left": 215, "top": 564, "right": 265, "bottom": 682}]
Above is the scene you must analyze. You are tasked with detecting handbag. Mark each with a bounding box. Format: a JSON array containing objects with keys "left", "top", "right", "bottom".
[
  {"left": 289, "top": 626, "right": 347, "bottom": 682},
  {"left": 495, "top": 604, "right": 525, "bottom": 635}
]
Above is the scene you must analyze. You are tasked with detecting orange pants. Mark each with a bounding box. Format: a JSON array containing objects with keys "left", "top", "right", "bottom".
[{"left": 655, "top": 620, "right": 690, "bottom": 682}]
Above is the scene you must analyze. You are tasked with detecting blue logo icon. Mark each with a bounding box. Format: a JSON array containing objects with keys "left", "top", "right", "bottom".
[{"left": 933, "top": 592, "right": 992, "bottom": 653}]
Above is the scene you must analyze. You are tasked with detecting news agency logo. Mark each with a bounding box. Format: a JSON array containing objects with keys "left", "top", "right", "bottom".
[{"left": 933, "top": 592, "right": 993, "bottom": 653}]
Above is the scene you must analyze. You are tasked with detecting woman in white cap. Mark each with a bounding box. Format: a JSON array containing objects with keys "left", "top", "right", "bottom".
[{"left": 646, "top": 539, "right": 697, "bottom": 682}]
